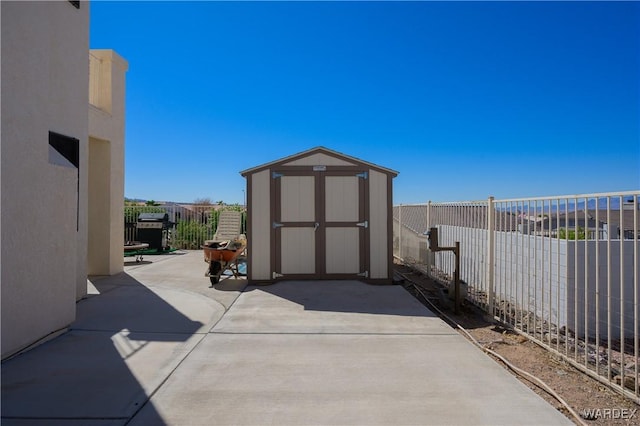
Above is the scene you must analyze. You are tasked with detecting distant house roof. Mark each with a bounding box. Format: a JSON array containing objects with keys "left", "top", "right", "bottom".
[
  {"left": 393, "top": 205, "right": 429, "bottom": 234},
  {"left": 503, "top": 209, "right": 639, "bottom": 233},
  {"left": 393, "top": 205, "right": 520, "bottom": 234},
  {"left": 523, "top": 216, "right": 600, "bottom": 231},
  {"left": 393, "top": 205, "right": 640, "bottom": 236},
  {"left": 587, "top": 209, "right": 639, "bottom": 232}
]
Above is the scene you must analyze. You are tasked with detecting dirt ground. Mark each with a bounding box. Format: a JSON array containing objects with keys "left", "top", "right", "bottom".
[{"left": 394, "top": 263, "right": 640, "bottom": 425}]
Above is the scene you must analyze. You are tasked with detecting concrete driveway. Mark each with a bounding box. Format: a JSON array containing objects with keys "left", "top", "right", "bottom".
[{"left": 1, "top": 251, "right": 572, "bottom": 425}]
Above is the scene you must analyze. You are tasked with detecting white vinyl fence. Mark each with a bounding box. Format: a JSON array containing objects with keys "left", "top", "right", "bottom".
[{"left": 394, "top": 191, "right": 640, "bottom": 403}]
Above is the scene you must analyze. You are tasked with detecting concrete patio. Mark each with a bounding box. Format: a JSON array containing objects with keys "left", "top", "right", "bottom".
[{"left": 1, "top": 251, "right": 572, "bottom": 425}]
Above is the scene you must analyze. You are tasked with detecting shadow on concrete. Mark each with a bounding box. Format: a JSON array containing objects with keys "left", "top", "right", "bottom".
[
  {"left": 84, "top": 272, "right": 206, "bottom": 340},
  {"left": 1, "top": 272, "right": 205, "bottom": 425},
  {"left": 242, "top": 280, "right": 439, "bottom": 318},
  {"left": 123, "top": 249, "right": 187, "bottom": 266},
  {"left": 124, "top": 259, "right": 153, "bottom": 266},
  {"left": 211, "top": 277, "right": 248, "bottom": 292}
]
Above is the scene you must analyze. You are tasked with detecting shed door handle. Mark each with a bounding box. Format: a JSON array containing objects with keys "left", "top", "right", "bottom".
[{"left": 314, "top": 222, "right": 319, "bottom": 231}]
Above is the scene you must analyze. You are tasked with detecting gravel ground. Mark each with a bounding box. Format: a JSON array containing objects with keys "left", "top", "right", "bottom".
[{"left": 395, "top": 264, "right": 640, "bottom": 425}]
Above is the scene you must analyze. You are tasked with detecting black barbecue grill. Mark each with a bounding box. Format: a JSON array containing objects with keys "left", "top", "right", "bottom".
[{"left": 137, "top": 212, "right": 173, "bottom": 251}]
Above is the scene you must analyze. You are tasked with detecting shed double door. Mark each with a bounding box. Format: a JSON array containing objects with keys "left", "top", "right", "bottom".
[{"left": 273, "top": 169, "right": 368, "bottom": 280}]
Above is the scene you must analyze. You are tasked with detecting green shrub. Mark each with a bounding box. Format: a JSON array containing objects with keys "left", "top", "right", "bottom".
[
  {"left": 558, "top": 226, "right": 587, "bottom": 240},
  {"left": 172, "top": 220, "right": 213, "bottom": 249}
]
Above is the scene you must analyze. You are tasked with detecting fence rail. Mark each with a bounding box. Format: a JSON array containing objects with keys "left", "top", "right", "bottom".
[
  {"left": 394, "top": 191, "right": 640, "bottom": 403},
  {"left": 125, "top": 205, "right": 246, "bottom": 250}
]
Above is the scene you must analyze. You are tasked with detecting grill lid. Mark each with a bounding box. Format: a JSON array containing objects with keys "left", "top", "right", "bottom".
[{"left": 138, "top": 212, "right": 169, "bottom": 222}]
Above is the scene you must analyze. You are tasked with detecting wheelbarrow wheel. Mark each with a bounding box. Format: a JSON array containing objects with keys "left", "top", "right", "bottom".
[{"left": 208, "top": 261, "right": 222, "bottom": 286}]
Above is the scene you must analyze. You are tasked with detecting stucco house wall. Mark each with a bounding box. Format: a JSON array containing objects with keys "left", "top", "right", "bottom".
[
  {"left": 88, "top": 50, "right": 128, "bottom": 277},
  {"left": 1, "top": 1, "right": 90, "bottom": 359}
]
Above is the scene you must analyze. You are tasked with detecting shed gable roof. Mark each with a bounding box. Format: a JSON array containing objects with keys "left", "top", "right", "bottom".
[{"left": 240, "top": 146, "right": 398, "bottom": 177}]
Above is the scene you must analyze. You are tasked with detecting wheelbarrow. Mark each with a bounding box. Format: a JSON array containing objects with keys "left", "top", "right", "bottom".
[{"left": 202, "top": 238, "right": 246, "bottom": 285}]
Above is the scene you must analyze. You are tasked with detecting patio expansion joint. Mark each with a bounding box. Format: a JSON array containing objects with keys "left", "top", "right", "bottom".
[
  {"left": 209, "top": 331, "right": 459, "bottom": 336},
  {"left": 69, "top": 328, "right": 210, "bottom": 336},
  {"left": 122, "top": 325, "right": 212, "bottom": 424},
  {"left": 1, "top": 416, "right": 130, "bottom": 420}
]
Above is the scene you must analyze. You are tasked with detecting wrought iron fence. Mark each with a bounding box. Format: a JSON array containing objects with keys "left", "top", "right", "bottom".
[
  {"left": 125, "top": 204, "right": 247, "bottom": 250},
  {"left": 394, "top": 191, "right": 640, "bottom": 403}
]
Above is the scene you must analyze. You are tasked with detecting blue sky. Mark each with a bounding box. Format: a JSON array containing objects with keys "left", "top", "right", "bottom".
[{"left": 90, "top": 1, "right": 639, "bottom": 204}]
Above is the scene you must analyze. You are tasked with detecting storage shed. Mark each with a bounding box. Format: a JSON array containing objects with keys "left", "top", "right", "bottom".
[{"left": 241, "top": 147, "right": 398, "bottom": 284}]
